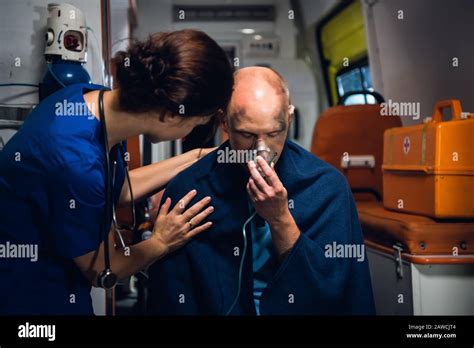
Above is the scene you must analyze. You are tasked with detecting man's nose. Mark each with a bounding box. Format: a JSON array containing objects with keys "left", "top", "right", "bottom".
[{"left": 255, "top": 138, "right": 271, "bottom": 162}]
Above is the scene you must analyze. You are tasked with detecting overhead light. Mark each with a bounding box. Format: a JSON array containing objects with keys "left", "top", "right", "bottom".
[
  {"left": 253, "top": 34, "right": 263, "bottom": 40},
  {"left": 241, "top": 28, "right": 255, "bottom": 34}
]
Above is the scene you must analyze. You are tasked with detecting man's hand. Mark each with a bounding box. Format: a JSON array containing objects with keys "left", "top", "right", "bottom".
[
  {"left": 247, "top": 156, "right": 288, "bottom": 223},
  {"left": 246, "top": 156, "right": 300, "bottom": 257}
]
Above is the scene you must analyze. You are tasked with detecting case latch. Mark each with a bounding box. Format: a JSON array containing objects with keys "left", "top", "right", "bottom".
[
  {"left": 393, "top": 244, "right": 404, "bottom": 279},
  {"left": 340, "top": 154, "right": 375, "bottom": 169}
]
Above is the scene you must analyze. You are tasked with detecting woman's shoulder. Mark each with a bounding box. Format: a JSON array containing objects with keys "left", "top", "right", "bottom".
[
  {"left": 22, "top": 83, "right": 104, "bottom": 134},
  {"left": 12, "top": 84, "right": 107, "bottom": 171}
]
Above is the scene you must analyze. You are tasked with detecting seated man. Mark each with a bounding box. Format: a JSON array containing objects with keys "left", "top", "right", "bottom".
[{"left": 147, "top": 67, "right": 375, "bottom": 315}]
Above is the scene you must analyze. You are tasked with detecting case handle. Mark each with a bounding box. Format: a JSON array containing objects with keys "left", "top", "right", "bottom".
[{"left": 432, "top": 99, "right": 462, "bottom": 122}]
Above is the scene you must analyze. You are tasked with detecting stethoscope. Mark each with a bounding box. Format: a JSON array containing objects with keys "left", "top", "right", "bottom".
[{"left": 97, "top": 89, "right": 136, "bottom": 290}]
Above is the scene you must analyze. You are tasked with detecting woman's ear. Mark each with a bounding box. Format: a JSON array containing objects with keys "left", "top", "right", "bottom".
[{"left": 160, "top": 110, "right": 176, "bottom": 123}]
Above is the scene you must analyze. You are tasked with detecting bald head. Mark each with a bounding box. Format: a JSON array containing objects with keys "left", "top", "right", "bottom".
[
  {"left": 228, "top": 67, "right": 291, "bottom": 124},
  {"left": 234, "top": 67, "right": 290, "bottom": 101},
  {"left": 223, "top": 67, "right": 294, "bottom": 164}
]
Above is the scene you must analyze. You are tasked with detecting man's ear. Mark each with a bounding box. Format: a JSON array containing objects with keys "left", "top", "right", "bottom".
[
  {"left": 287, "top": 104, "right": 295, "bottom": 124},
  {"left": 221, "top": 116, "right": 229, "bottom": 134}
]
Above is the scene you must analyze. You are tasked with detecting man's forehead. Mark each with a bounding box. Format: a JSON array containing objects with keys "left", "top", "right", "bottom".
[
  {"left": 229, "top": 110, "right": 286, "bottom": 130},
  {"left": 229, "top": 93, "right": 283, "bottom": 118},
  {"left": 234, "top": 67, "right": 288, "bottom": 93},
  {"left": 228, "top": 106, "right": 246, "bottom": 119}
]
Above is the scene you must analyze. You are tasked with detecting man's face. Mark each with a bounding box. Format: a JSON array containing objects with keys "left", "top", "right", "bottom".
[{"left": 223, "top": 84, "right": 293, "bottom": 167}]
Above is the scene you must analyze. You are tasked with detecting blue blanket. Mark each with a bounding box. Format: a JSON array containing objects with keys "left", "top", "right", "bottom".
[{"left": 147, "top": 140, "right": 375, "bottom": 315}]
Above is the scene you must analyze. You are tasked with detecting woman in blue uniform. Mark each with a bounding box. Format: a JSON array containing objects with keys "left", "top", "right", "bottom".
[{"left": 0, "top": 30, "right": 233, "bottom": 315}]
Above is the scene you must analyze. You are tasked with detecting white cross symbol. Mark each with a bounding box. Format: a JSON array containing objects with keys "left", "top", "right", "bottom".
[{"left": 403, "top": 136, "right": 410, "bottom": 154}]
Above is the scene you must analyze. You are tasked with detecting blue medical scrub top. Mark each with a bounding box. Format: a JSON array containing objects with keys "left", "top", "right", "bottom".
[{"left": 0, "top": 83, "right": 125, "bottom": 315}]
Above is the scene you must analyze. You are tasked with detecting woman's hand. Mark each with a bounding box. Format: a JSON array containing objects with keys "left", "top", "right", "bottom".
[
  {"left": 151, "top": 189, "right": 214, "bottom": 255},
  {"left": 75, "top": 189, "right": 212, "bottom": 285}
]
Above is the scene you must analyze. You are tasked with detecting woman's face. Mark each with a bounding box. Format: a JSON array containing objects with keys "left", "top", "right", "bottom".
[{"left": 145, "top": 113, "right": 213, "bottom": 144}]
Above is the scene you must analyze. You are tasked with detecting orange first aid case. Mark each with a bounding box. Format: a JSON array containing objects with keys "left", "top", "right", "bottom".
[{"left": 382, "top": 100, "right": 474, "bottom": 219}]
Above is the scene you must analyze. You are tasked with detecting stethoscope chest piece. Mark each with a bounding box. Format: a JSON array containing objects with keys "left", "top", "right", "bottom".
[{"left": 99, "top": 268, "right": 118, "bottom": 290}]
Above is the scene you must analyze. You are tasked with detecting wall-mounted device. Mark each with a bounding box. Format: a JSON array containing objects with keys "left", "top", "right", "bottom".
[
  {"left": 243, "top": 35, "right": 280, "bottom": 58},
  {"left": 39, "top": 3, "right": 92, "bottom": 100}
]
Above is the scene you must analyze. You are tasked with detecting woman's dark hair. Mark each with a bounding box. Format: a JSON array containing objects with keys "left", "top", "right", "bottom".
[{"left": 114, "top": 30, "right": 234, "bottom": 120}]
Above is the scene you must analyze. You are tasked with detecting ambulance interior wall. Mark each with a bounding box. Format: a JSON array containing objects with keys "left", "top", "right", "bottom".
[
  {"left": 363, "top": 0, "right": 474, "bottom": 126},
  {"left": 0, "top": 0, "right": 105, "bottom": 112},
  {"left": 134, "top": 0, "right": 321, "bottom": 155},
  {"left": 111, "top": 0, "right": 132, "bottom": 57}
]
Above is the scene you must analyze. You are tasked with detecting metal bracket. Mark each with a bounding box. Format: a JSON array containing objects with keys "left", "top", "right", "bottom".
[
  {"left": 340, "top": 155, "right": 375, "bottom": 169},
  {"left": 393, "top": 244, "right": 404, "bottom": 279},
  {"left": 364, "top": 0, "right": 379, "bottom": 7}
]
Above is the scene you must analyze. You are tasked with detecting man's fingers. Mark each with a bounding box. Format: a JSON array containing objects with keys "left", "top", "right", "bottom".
[
  {"left": 187, "top": 221, "right": 213, "bottom": 239},
  {"left": 248, "top": 160, "right": 271, "bottom": 193},
  {"left": 182, "top": 196, "right": 212, "bottom": 221},
  {"left": 171, "top": 189, "right": 197, "bottom": 214},
  {"left": 256, "top": 156, "right": 279, "bottom": 187},
  {"left": 248, "top": 178, "right": 264, "bottom": 202}
]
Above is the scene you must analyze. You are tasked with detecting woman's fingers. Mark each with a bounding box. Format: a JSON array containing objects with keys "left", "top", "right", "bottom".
[
  {"left": 157, "top": 197, "right": 171, "bottom": 218},
  {"left": 187, "top": 205, "right": 214, "bottom": 230},
  {"left": 171, "top": 189, "right": 197, "bottom": 214},
  {"left": 151, "top": 193, "right": 214, "bottom": 254},
  {"left": 187, "top": 221, "right": 213, "bottom": 239},
  {"left": 182, "top": 196, "right": 212, "bottom": 221}
]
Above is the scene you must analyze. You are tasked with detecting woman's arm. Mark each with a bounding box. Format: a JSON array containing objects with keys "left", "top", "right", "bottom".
[
  {"left": 74, "top": 190, "right": 214, "bottom": 286},
  {"left": 74, "top": 231, "right": 166, "bottom": 287},
  {"left": 117, "top": 147, "right": 215, "bottom": 206}
]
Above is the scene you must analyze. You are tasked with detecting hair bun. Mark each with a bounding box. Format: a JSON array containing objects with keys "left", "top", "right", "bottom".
[
  {"left": 132, "top": 41, "right": 169, "bottom": 98},
  {"left": 113, "top": 30, "right": 234, "bottom": 116},
  {"left": 148, "top": 57, "right": 168, "bottom": 83}
]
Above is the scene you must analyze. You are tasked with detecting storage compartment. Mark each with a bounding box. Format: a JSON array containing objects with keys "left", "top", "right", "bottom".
[
  {"left": 366, "top": 243, "right": 474, "bottom": 315},
  {"left": 358, "top": 201, "right": 474, "bottom": 315},
  {"left": 382, "top": 100, "right": 474, "bottom": 218}
]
